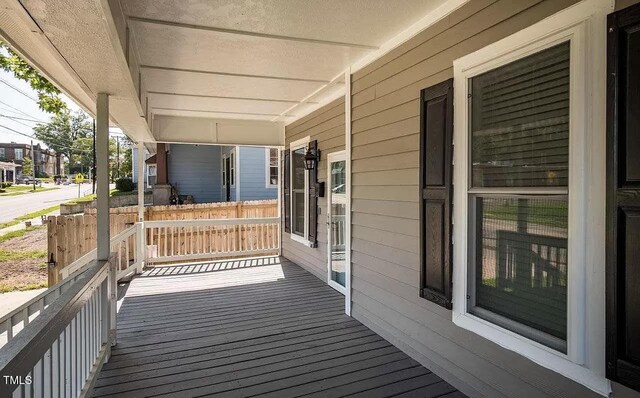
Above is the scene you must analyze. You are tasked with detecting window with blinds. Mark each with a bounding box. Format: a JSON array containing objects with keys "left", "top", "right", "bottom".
[
  {"left": 468, "top": 42, "right": 570, "bottom": 352},
  {"left": 471, "top": 41, "right": 569, "bottom": 188}
]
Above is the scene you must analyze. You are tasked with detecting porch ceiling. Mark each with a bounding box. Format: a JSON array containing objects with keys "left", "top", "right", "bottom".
[
  {"left": 0, "top": 0, "right": 456, "bottom": 145},
  {"left": 122, "top": 0, "right": 449, "bottom": 126}
]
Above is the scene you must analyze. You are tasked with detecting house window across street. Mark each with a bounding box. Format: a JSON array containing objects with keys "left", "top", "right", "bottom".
[{"left": 267, "top": 148, "right": 278, "bottom": 187}]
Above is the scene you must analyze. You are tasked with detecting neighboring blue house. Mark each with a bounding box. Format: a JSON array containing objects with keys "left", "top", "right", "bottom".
[{"left": 132, "top": 144, "right": 278, "bottom": 204}]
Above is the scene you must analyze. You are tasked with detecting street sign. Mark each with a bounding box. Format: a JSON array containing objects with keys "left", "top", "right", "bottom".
[{"left": 74, "top": 174, "right": 84, "bottom": 184}]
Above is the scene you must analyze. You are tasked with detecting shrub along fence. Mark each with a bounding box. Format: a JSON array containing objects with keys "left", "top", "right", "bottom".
[{"left": 47, "top": 200, "right": 277, "bottom": 285}]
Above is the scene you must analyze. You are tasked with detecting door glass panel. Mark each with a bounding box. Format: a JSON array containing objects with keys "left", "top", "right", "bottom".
[{"left": 330, "top": 160, "right": 346, "bottom": 287}]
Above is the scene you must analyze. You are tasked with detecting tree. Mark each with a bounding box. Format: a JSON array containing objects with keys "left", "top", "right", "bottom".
[
  {"left": 22, "top": 156, "right": 33, "bottom": 177},
  {"left": 33, "top": 109, "right": 92, "bottom": 164},
  {"left": 120, "top": 137, "right": 133, "bottom": 177},
  {"left": 0, "top": 41, "right": 66, "bottom": 114}
]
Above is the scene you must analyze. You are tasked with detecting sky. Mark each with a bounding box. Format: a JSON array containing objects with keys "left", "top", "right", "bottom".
[{"left": 0, "top": 69, "right": 123, "bottom": 151}]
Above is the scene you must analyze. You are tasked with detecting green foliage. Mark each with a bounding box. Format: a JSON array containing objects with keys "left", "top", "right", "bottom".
[
  {"left": 115, "top": 177, "right": 134, "bottom": 192},
  {"left": 22, "top": 156, "right": 33, "bottom": 176},
  {"left": 0, "top": 182, "right": 12, "bottom": 188},
  {"left": 0, "top": 41, "right": 66, "bottom": 114},
  {"left": 33, "top": 109, "right": 93, "bottom": 169}
]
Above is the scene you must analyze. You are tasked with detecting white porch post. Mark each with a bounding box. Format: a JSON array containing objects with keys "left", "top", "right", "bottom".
[
  {"left": 136, "top": 140, "right": 146, "bottom": 273},
  {"left": 96, "top": 93, "right": 116, "bottom": 347},
  {"left": 96, "top": 93, "right": 110, "bottom": 261},
  {"left": 277, "top": 147, "right": 282, "bottom": 256}
]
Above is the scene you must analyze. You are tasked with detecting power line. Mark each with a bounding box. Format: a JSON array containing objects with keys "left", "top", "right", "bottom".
[
  {"left": 0, "top": 124, "right": 93, "bottom": 154},
  {"left": 0, "top": 78, "right": 39, "bottom": 102},
  {"left": 0, "top": 99, "right": 46, "bottom": 122},
  {"left": 0, "top": 114, "right": 41, "bottom": 123}
]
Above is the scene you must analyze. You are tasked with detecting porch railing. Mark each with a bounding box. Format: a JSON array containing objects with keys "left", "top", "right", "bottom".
[
  {"left": 0, "top": 257, "right": 117, "bottom": 397},
  {"left": 0, "top": 224, "right": 141, "bottom": 349},
  {"left": 145, "top": 217, "right": 280, "bottom": 264},
  {"left": 60, "top": 223, "right": 143, "bottom": 281}
]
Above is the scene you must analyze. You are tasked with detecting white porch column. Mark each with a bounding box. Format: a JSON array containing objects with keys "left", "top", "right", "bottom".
[
  {"left": 136, "top": 141, "right": 146, "bottom": 273},
  {"left": 96, "top": 93, "right": 110, "bottom": 261},
  {"left": 137, "top": 141, "right": 145, "bottom": 222}
]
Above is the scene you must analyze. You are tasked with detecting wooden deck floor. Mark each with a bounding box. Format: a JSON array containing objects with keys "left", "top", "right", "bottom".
[{"left": 92, "top": 257, "right": 462, "bottom": 398}]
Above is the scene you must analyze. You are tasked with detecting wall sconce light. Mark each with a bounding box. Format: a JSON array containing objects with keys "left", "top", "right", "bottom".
[{"left": 304, "top": 148, "right": 320, "bottom": 171}]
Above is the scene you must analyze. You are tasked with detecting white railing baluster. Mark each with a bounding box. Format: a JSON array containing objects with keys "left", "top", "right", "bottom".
[{"left": 142, "top": 217, "right": 280, "bottom": 264}]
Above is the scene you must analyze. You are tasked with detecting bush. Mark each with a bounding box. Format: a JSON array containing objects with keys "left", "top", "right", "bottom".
[
  {"left": 0, "top": 182, "right": 12, "bottom": 189},
  {"left": 115, "top": 178, "right": 134, "bottom": 192}
]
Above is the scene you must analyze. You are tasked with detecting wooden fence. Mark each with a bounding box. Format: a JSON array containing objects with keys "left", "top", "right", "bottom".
[{"left": 48, "top": 200, "right": 277, "bottom": 285}]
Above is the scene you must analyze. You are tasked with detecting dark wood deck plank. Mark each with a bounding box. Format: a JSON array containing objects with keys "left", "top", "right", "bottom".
[{"left": 92, "top": 257, "right": 462, "bottom": 398}]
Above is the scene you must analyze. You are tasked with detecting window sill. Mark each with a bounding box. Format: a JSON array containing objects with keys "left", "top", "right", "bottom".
[
  {"left": 452, "top": 312, "right": 609, "bottom": 396},
  {"left": 290, "top": 233, "right": 312, "bottom": 247}
]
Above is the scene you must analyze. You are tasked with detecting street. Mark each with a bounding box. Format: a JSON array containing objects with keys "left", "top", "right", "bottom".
[{"left": 0, "top": 183, "right": 92, "bottom": 222}]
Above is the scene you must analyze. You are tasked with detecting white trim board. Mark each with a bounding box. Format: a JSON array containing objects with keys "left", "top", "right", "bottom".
[
  {"left": 344, "top": 68, "right": 353, "bottom": 317},
  {"left": 451, "top": 0, "right": 611, "bottom": 395},
  {"left": 326, "top": 150, "right": 347, "bottom": 296}
]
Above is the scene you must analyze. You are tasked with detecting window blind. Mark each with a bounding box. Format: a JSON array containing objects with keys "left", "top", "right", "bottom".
[{"left": 471, "top": 41, "right": 570, "bottom": 188}]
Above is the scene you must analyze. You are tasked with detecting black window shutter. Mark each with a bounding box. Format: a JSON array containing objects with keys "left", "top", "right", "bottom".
[
  {"left": 308, "top": 140, "right": 319, "bottom": 248},
  {"left": 607, "top": 4, "right": 640, "bottom": 392},
  {"left": 282, "top": 150, "right": 290, "bottom": 233},
  {"left": 420, "top": 79, "right": 453, "bottom": 309}
]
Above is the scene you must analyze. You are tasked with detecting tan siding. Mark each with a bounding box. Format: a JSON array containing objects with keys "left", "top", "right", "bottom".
[
  {"left": 348, "top": 0, "right": 601, "bottom": 397},
  {"left": 282, "top": 97, "right": 345, "bottom": 280}
]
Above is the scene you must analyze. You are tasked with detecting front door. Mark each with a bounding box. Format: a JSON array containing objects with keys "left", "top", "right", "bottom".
[
  {"left": 606, "top": 3, "right": 640, "bottom": 392},
  {"left": 225, "top": 156, "right": 231, "bottom": 201},
  {"left": 327, "top": 151, "right": 346, "bottom": 294}
]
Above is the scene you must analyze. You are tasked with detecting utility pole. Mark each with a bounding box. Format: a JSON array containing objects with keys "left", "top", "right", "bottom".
[
  {"left": 116, "top": 136, "right": 120, "bottom": 179},
  {"left": 30, "top": 140, "right": 36, "bottom": 191},
  {"left": 92, "top": 118, "right": 96, "bottom": 194}
]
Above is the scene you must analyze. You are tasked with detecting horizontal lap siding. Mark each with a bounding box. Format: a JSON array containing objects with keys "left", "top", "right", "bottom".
[
  {"left": 350, "top": 1, "right": 599, "bottom": 397},
  {"left": 239, "top": 147, "right": 277, "bottom": 201},
  {"left": 282, "top": 98, "right": 346, "bottom": 281},
  {"left": 168, "top": 144, "right": 222, "bottom": 203}
]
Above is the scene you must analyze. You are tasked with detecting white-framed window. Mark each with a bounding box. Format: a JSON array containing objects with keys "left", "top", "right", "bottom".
[
  {"left": 0, "top": 148, "right": 5, "bottom": 159},
  {"left": 290, "top": 136, "right": 310, "bottom": 245},
  {"left": 266, "top": 148, "right": 278, "bottom": 188},
  {"left": 147, "top": 164, "right": 157, "bottom": 177},
  {"left": 14, "top": 148, "right": 23, "bottom": 161},
  {"left": 451, "top": 1, "right": 609, "bottom": 394},
  {"left": 222, "top": 154, "right": 227, "bottom": 187}
]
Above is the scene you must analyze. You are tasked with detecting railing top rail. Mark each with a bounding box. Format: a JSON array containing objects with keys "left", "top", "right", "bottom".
[
  {"left": 144, "top": 217, "right": 280, "bottom": 227},
  {"left": 0, "top": 258, "right": 111, "bottom": 385}
]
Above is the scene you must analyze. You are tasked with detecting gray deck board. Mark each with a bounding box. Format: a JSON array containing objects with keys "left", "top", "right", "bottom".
[{"left": 92, "top": 257, "right": 462, "bottom": 398}]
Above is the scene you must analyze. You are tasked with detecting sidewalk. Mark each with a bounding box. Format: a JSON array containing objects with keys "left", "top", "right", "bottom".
[{"left": 0, "top": 209, "right": 60, "bottom": 236}]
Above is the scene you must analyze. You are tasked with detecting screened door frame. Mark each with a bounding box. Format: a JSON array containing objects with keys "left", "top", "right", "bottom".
[
  {"left": 327, "top": 150, "right": 347, "bottom": 295},
  {"left": 451, "top": 0, "right": 609, "bottom": 394}
]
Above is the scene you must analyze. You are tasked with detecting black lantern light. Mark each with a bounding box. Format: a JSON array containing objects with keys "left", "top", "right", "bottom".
[{"left": 304, "top": 148, "right": 320, "bottom": 171}]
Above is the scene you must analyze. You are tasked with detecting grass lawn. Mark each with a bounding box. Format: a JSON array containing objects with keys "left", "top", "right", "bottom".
[
  {"left": 0, "top": 185, "right": 59, "bottom": 196},
  {"left": 0, "top": 226, "right": 48, "bottom": 293},
  {"left": 0, "top": 205, "right": 61, "bottom": 230}
]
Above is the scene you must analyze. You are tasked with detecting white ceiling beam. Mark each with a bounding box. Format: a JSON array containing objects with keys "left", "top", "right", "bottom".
[
  {"left": 153, "top": 115, "right": 284, "bottom": 146},
  {"left": 272, "top": 72, "right": 346, "bottom": 122},
  {"left": 139, "top": 65, "right": 334, "bottom": 84},
  {"left": 152, "top": 107, "right": 296, "bottom": 118},
  {"left": 147, "top": 91, "right": 318, "bottom": 105},
  {"left": 127, "top": 16, "right": 379, "bottom": 50}
]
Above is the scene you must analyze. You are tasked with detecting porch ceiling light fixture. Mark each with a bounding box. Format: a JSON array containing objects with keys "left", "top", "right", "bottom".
[{"left": 304, "top": 148, "right": 320, "bottom": 171}]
